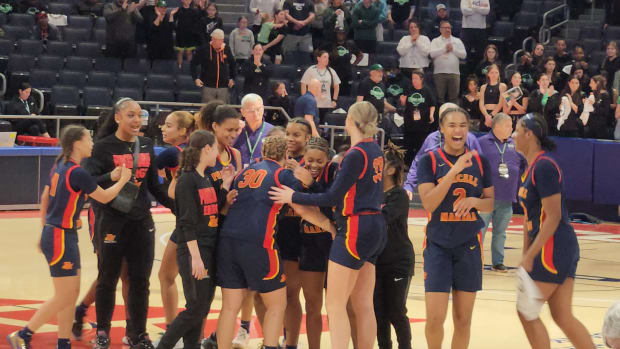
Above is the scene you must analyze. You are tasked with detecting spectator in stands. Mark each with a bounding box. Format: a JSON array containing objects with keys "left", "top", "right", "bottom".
[
  {"left": 18, "top": 0, "right": 47, "bottom": 14},
  {"left": 460, "top": 0, "right": 489, "bottom": 64},
  {"left": 475, "top": 44, "right": 503, "bottom": 83},
  {"left": 571, "top": 61, "right": 591, "bottom": 95},
  {"left": 259, "top": 10, "right": 287, "bottom": 64},
  {"left": 387, "top": 0, "right": 414, "bottom": 30},
  {"left": 76, "top": 0, "right": 104, "bottom": 16},
  {"left": 571, "top": 44, "right": 589, "bottom": 70},
  {"left": 532, "top": 43, "right": 545, "bottom": 68},
  {"left": 234, "top": 93, "right": 275, "bottom": 165},
  {"left": 250, "top": 0, "right": 281, "bottom": 37},
  {"left": 33, "top": 12, "right": 60, "bottom": 42},
  {"left": 426, "top": 3, "right": 449, "bottom": 39},
  {"left": 401, "top": 69, "right": 436, "bottom": 166},
  {"left": 328, "top": 29, "right": 363, "bottom": 97},
  {"left": 310, "top": 0, "right": 329, "bottom": 52},
  {"left": 478, "top": 113, "right": 525, "bottom": 273},
  {"left": 191, "top": 29, "right": 236, "bottom": 103},
  {"left": 282, "top": 0, "right": 315, "bottom": 64},
  {"left": 351, "top": 0, "right": 380, "bottom": 55},
  {"left": 147, "top": 1, "right": 176, "bottom": 60},
  {"left": 104, "top": 0, "right": 145, "bottom": 58},
  {"left": 357, "top": 63, "right": 397, "bottom": 118},
  {"left": 396, "top": 20, "right": 431, "bottom": 77},
  {"left": 230, "top": 16, "right": 256, "bottom": 67},
  {"left": 603, "top": 301, "right": 620, "bottom": 349},
  {"left": 265, "top": 81, "right": 291, "bottom": 127},
  {"left": 604, "top": 0, "right": 620, "bottom": 27},
  {"left": 601, "top": 42, "right": 620, "bottom": 91},
  {"left": 374, "top": 0, "right": 388, "bottom": 42},
  {"left": 479, "top": 64, "right": 507, "bottom": 132},
  {"left": 7, "top": 82, "right": 49, "bottom": 138},
  {"left": 322, "top": 0, "right": 352, "bottom": 49},
  {"left": 461, "top": 75, "right": 483, "bottom": 129},
  {"left": 242, "top": 44, "right": 272, "bottom": 99},
  {"left": 294, "top": 78, "right": 321, "bottom": 136},
  {"left": 585, "top": 75, "right": 612, "bottom": 139},
  {"left": 301, "top": 50, "right": 341, "bottom": 124},
  {"left": 385, "top": 62, "right": 410, "bottom": 112},
  {"left": 402, "top": 102, "right": 483, "bottom": 200},
  {"left": 174, "top": 0, "right": 201, "bottom": 69},
  {"left": 197, "top": 2, "right": 223, "bottom": 45},
  {"left": 539, "top": 56, "right": 561, "bottom": 89},
  {"left": 528, "top": 73, "right": 560, "bottom": 135},
  {"left": 430, "top": 20, "right": 466, "bottom": 104},
  {"left": 517, "top": 52, "right": 536, "bottom": 91},
  {"left": 503, "top": 71, "right": 529, "bottom": 126},
  {"left": 553, "top": 39, "right": 571, "bottom": 69},
  {"left": 557, "top": 76, "right": 585, "bottom": 138}
]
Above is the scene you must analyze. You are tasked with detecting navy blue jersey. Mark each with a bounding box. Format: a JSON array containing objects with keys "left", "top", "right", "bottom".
[
  {"left": 206, "top": 145, "right": 241, "bottom": 208},
  {"left": 46, "top": 160, "right": 98, "bottom": 229},
  {"left": 417, "top": 148, "right": 493, "bottom": 248},
  {"left": 518, "top": 152, "right": 574, "bottom": 239},
  {"left": 156, "top": 144, "right": 185, "bottom": 181},
  {"left": 220, "top": 159, "right": 302, "bottom": 248},
  {"left": 301, "top": 161, "right": 338, "bottom": 234},
  {"left": 292, "top": 139, "right": 384, "bottom": 217},
  {"left": 276, "top": 157, "right": 306, "bottom": 235}
]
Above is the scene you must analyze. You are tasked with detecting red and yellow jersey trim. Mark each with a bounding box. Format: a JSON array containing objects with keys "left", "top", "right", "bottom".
[
  {"left": 263, "top": 248, "right": 280, "bottom": 280},
  {"left": 345, "top": 215, "right": 360, "bottom": 260},
  {"left": 61, "top": 165, "right": 81, "bottom": 229},
  {"left": 49, "top": 227, "right": 65, "bottom": 266},
  {"left": 539, "top": 209, "right": 558, "bottom": 274}
]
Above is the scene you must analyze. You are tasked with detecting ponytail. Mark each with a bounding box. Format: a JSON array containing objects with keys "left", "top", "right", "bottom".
[
  {"left": 540, "top": 137, "right": 557, "bottom": 152},
  {"left": 56, "top": 125, "right": 88, "bottom": 163},
  {"left": 178, "top": 130, "right": 216, "bottom": 172},
  {"left": 96, "top": 97, "right": 135, "bottom": 140}
]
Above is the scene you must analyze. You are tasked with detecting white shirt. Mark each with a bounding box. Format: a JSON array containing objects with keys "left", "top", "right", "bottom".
[
  {"left": 429, "top": 35, "right": 467, "bottom": 74},
  {"left": 301, "top": 65, "right": 341, "bottom": 108},
  {"left": 250, "top": 0, "right": 281, "bottom": 26},
  {"left": 396, "top": 34, "right": 431, "bottom": 69},
  {"left": 461, "top": 0, "right": 490, "bottom": 29}
]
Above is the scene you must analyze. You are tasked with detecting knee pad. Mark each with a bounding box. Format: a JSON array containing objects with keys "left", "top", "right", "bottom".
[{"left": 516, "top": 267, "right": 544, "bottom": 321}]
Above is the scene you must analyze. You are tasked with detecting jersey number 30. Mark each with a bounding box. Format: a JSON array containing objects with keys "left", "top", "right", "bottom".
[
  {"left": 372, "top": 157, "right": 384, "bottom": 183},
  {"left": 238, "top": 169, "right": 267, "bottom": 189}
]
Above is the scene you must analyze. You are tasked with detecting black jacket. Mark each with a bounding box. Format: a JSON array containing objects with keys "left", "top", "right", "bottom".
[
  {"left": 376, "top": 186, "right": 415, "bottom": 276},
  {"left": 191, "top": 43, "right": 236, "bottom": 89},
  {"left": 242, "top": 58, "right": 272, "bottom": 98},
  {"left": 528, "top": 90, "right": 561, "bottom": 135},
  {"left": 7, "top": 96, "right": 38, "bottom": 115}
]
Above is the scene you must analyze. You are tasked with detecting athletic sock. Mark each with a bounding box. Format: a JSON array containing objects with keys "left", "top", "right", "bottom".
[
  {"left": 18, "top": 327, "right": 33, "bottom": 341},
  {"left": 57, "top": 338, "right": 71, "bottom": 349},
  {"left": 286, "top": 346, "right": 298, "bottom": 349},
  {"left": 240, "top": 320, "right": 251, "bottom": 333},
  {"left": 264, "top": 346, "right": 277, "bottom": 349}
]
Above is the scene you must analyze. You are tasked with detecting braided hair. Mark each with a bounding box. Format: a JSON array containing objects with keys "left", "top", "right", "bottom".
[{"left": 383, "top": 141, "right": 406, "bottom": 186}]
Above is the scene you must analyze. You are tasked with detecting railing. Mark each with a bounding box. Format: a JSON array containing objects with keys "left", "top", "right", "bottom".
[
  {"left": 0, "top": 102, "right": 291, "bottom": 137},
  {"left": 505, "top": 36, "right": 537, "bottom": 79},
  {"left": 318, "top": 124, "right": 386, "bottom": 150},
  {"left": 538, "top": 3, "right": 570, "bottom": 44}
]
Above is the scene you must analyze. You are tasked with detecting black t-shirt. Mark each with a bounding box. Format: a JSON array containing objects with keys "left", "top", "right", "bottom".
[
  {"left": 403, "top": 84, "right": 436, "bottom": 132},
  {"left": 385, "top": 73, "right": 410, "bottom": 108},
  {"left": 283, "top": 0, "right": 315, "bottom": 36},
  {"left": 387, "top": 0, "right": 413, "bottom": 23},
  {"left": 175, "top": 7, "right": 201, "bottom": 47},
  {"left": 506, "top": 86, "right": 529, "bottom": 115},
  {"left": 376, "top": 186, "right": 415, "bottom": 276},
  {"left": 266, "top": 24, "right": 287, "bottom": 56},
  {"left": 358, "top": 77, "right": 386, "bottom": 114},
  {"left": 330, "top": 40, "right": 361, "bottom": 81},
  {"left": 197, "top": 15, "right": 223, "bottom": 44}
]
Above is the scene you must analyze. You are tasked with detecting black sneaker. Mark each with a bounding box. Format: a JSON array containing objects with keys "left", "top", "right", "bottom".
[
  {"left": 93, "top": 334, "right": 110, "bottom": 349},
  {"left": 201, "top": 334, "right": 217, "bottom": 349},
  {"left": 131, "top": 333, "right": 154, "bottom": 349},
  {"left": 492, "top": 264, "right": 508, "bottom": 272}
]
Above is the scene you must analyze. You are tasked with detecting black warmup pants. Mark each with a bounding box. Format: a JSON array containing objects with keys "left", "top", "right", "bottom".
[
  {"left": 404, "top": 130, "right": 428, "bottom": 168},
  {"left": 156, "top": 245, "right": 217, "bottom": 349},
  {"left": 374, "top": 273, "right": 412, "bottom": 349},
  {"left": 461, "top": 28, "right": 487, "bottom": 65},
  {"left": 95, "top": 212, "right": 155, "bottom": 342}
]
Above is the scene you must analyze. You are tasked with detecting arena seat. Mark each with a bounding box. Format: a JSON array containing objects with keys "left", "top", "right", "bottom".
[
  {"left": 29, "top": 69, "right": 58, "bottom": 93},
  {"left": 146, "top": 73, "right": 173, "bottom": 90},
  {"left": 36, "top": 55, "right": 65, "bottom": 72},
  {"left": 65, "top": 56, "right": 93, "bottom": 72},
  {"left": 68, "top": 15, "right": 94, "bottom": 30},
  {"left": 113, "top": 87, "right": 143, "bottom": 101},
  {"left": 145, "top": 88, "right": 175, "bottom": 102},
  {"left": 83, "top": 86, "right": 113, "bottom": 115},
  {"left": 93, "top": 56, "right": 122, "bottom": 72},
  {"left": 50, "top": 85, "right": 80, "bottom": 115},
  {"left": 63, "top": 27, "right": 92, "bottom": 44},
  {"left": 87, "top": 71, "right": 116, "bottom": 89},
  {"left": 1, "top": 25, "right": 32, "bottom": 40},
  {"left": 45, "top": 41, "right": 73, "bottom": 57},
  {"left": 175, "top": 75, "right": 196, "bottom": 91},
  {"left": 177, "top": 90, "right": 202, "bottom": 103},
  {"left": 152, "top": 59, "right": 177, "bottom": 74},
  {"left": 48, "top": 2, "right": 76, "bottom": 15},
  {"left": 123, "top": 58, "right": 151, "bottom": 74},
  {"left": 76, "top": 42, "right": 102, "bottom": 58},
  {"left": 59, "top": 70, "right": 87, "bottom": 90},
  {"left": 117, "top": 72, "right": 145, "bottom": 89},
  {"left": 8, "top": 13, "right": 34, "bottom": 27},
  {"left": 16, "top": 39, "right": 44, "bottom": 56}
]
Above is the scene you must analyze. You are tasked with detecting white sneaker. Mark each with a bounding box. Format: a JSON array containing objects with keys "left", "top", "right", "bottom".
[
  {"left": 173, "top": 338, "right": 184, "bottom": 349},
  {"left": 122, "top": 336, "right": 130, "bottom": 345},
  {"left": 231, "top": 327, "right": 250, "bottom": 349},
  {"left": 152, "top": 332, "right": 184, "bottom": 349}
]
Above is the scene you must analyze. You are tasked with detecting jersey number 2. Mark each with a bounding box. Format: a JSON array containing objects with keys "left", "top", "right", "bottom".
[
  {"left": 453, "top": 188, "right": 466, "bottom": 205},
  {"left": 238, "top": 169, "right": 267, "bottom": 189}
]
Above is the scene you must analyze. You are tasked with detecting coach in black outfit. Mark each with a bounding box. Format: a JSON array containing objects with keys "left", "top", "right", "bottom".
[{"left": 7, "top": 82, "right": 50, "bottom": 137}]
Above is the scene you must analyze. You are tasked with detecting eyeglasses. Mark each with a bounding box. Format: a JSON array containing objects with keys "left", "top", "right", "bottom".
[
  {"left": 440, "top": 26, "right": 451, "bottom": 29},
  {"left": 243, "top": 106, "right": 264, "bottom": 114}
]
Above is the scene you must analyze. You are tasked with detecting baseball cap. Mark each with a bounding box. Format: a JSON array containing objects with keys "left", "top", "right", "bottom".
[
  {"left": 436, "top": 3, "right": 447, "bottom": 10},
  {"left": 156, "top": 0, "right": 166, "bottom": 6},
  {"left": 370, "top": 64, "right": 384, "bottom": 71}
]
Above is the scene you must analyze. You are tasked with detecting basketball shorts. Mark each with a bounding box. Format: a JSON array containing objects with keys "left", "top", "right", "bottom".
[
  {"left": 528, "top": 232, "right": 579, "bottom": 284},
  {"left": 299, "top": 232, "right": 333, "bottom": 272},
  {"left": 41, "top": 224, "right": 80, "bottom": 277},
  {"left": 330, "top": 214, "right": 387, "bottom": 270},
  {"left": 423, "top": 234, "right": 483, "bottom": 293}
]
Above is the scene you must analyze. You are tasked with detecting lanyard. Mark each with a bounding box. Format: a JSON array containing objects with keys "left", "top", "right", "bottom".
[
  {"left": 494, "top": 140, "right": 507, "bottom": 163},
  {"left": 23, "top": 100, "right": 30, "bottom": 114},
  {"left": 245, "top": 123, "right": 265, "bottom": 160}
]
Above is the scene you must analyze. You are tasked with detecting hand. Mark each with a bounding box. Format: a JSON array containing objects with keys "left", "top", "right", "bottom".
[
  {"left": 221, "top": 164, "right": 236, "bottom": 189},
  {"left": 128, "top": 2, "right": 137, "bottom": 12},
  {"left": 452, "top": 150, "right": 476, "bottom": 173},
  {"left": 520, "top": 254, "right": 534, "bottom": 273},
  {"left": 446, "top": 43, "right": 453, "bottom": 52},
  {"left": 411, "top": 33, "right": 419, "bottom": 41},
  {"left": 191, "top": 255, "right": 208, "bottom": 280},
  {"left": 119, "top": 164, "right": 132, "bottom": 183},
  {"left": 122, "top": 0, "right": 128, "bottom": 9},
  {"left": 335, "top": 9, "right": 343, "bottom": 15},
  {"left": 388, "top": 17, "right": 394, "bottom": 25},
  {"left": 358, "top": 19, "right": 363, "bottom": 24},
  {"left": 195, "top": 78, "right": 204, "bottom": 87},
  {"left": 453, "top": 197, "right": 479, "bottom": 218},
  {"left": 294, "top": 22, "right": 303, "bottom": 30},
  {"left": 285, "top": 158, "right": 300, "bottom": 171},
  {"left": 170, "top": 7, "right": 179, "bottom": 15},
  {"left": 268, "top": 185, "right": 295, "bottom": 204},
  {"left": 256, "top": 8, "right": 260, "bottom": 14},
  {"left": 228, "top": 79, "right": 235, "bottom": 88},
  {"left": 547, "top": 85, "right": 555, "bottom": 94},
  {"left": 429, "top": 114, "right": 434, "bottom": 123},
  {"left": 331, "top": 100, "right": 337, "bottom": 108},
  {"left": 484, "top": 116, "right": 492, "bottom": 127},
  {"left": 226, "top": 189, "right": 238, "bottom": 206},
  {"left": 406, "top": 190, "right": 413, "bottom": 201},
  {"left": 293, "top": 166, "right": 313, "bottom": 187},
  {"left": 110, "top": 166, "right": 122, "bottom": 181}
]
